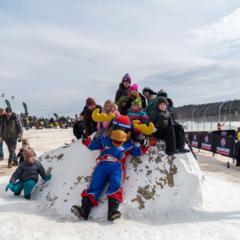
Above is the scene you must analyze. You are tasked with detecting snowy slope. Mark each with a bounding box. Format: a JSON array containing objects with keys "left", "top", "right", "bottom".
[{"left": 34, "top": 140, "right": 204, "bottom": 220}]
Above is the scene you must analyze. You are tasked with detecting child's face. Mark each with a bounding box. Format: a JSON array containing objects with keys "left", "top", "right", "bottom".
[
  {"left": 158, "top": 103, "right": 167, "bottom": 111},
  {"left": 105, "top": 103, "right": 113, "bottom": 113},
  {"left": 27, "top": 156, "right": 35, "bottom": 164},
  {"left": 123, "top": 81, "right": 130, "bottom": 88},
  {"left": 22, "top": 144, "right": 29, "bottom": 149},
  {"left": 131, "top": 105, "right": 140, "bottom": 112}
]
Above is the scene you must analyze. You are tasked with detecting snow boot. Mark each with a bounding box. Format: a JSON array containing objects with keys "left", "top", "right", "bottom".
[
  {"left": 24, "top": 195, "right": 31, "bottom": 200},
  {"left": 108, "top": 198, "right": 121, "bottom": 221},
  {"left": 8, "top": 162, "right": 12, "bottom": 168},
  {"left": 177, "top": 148, "right": 190, "bottom": 154},
  {"left": 71, "top": 197, "right": 93, "bottom": 220}
]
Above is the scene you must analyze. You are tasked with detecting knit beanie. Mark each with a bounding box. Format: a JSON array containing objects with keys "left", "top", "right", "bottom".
[
  {"left": 86, "top": 97, "right": 96, "bottom": 106},
  {"left": 131, "top": 98, "right": 142, "bottom": 108},
  {"left": 157, "top": 89, "right": 168, "bottom": 98},
  {"left": 128, "top": 83, "right": 139, "bottom": 94},
  {"left": 122, "top": 73, "right": 131, "bottom": 84},
  {"left": 142, "top": 87, "right": 155, "bottom": 95},
  {"left": 157, "top": 97, "right": 169, "bottom": 106}
]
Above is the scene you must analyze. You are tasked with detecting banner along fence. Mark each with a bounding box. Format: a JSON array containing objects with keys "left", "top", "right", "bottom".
[{"left": 185, "top": 130, "right": 237, "bottom": 159}]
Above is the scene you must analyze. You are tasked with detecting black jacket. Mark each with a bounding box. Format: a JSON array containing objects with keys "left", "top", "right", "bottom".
[
  {"left": 80, "top": 105, "right": 102, "bottom": 136},
  {"left": 153, "top": 110, "right": 173, "bottom": 128},
  {"left": 115, "top": 83, "right": 129, "bottom": 102},
  {"left": 10, "top": 160, "right": 47, "bottom": 183}
]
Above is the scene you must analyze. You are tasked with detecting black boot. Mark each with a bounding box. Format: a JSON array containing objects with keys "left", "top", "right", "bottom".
[
  {"left": 108, "top": 198, "right": 121, "bottom": 221},
  {"left": 71, "top": 197, "right": 93, "bottom": 220}
]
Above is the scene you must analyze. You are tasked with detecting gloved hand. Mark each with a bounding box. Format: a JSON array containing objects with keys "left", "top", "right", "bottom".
[
  {"left": 43, "top": 175, "right": 51, "bottom": 182},
  {"left": 5, "top": 182, "right": 13, "bottom": 192},
  {"left": 141, "top": 138, "right": 148, "bottom": 148},
  {"left": 82, "top": 130, "right": 87, "bottom": 142}
]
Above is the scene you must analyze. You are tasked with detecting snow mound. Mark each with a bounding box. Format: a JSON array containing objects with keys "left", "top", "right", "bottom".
[{"left": 35, "top": 140, "right": 204, "bottom": 220}]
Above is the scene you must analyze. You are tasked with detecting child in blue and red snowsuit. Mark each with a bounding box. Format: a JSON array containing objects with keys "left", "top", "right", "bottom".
[{"left": 71, "top": 115, "right": 148, "bottom": 221}]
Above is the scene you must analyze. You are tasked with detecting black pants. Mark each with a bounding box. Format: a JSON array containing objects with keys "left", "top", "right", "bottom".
[
  {"left": 153, "top": 126, "right": 176, "bottom": 154},
  {"left": 174, "top": 122, "right": 185, "bottom": 150},
  {"left": 236, "top": 142, "right": 240, "bottom": 166},
  {"left": 3, "top": 137, "right": 17, "bottom": 163}
]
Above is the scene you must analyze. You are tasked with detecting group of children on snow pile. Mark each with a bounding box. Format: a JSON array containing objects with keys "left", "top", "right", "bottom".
[
  {"left": 75, "top": 73, "right": 189, "bottom": 156},
  {"left": 5, "top": 139, "right": 51, "bottom": 199},
  {"left": 70, "top": 73, "right": 190, "bottom": 221}
]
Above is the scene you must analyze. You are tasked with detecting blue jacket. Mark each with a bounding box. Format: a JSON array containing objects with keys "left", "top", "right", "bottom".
[{"left": 83, "top": 136, "right": 146, "bottom": 163}]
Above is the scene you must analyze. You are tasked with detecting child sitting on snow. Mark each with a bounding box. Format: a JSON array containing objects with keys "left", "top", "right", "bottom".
[
  {"left": 5, "top": 149, "right": 51, "bottom": 199},
  {"left": 128, "top": 98, "right": 149, "bottom": 142},
  {"left": 152, "top": 97, "right": 176, "bottom": 156},
  {"left": 94, "top": 100, "right": 120, "bottom": 139},
  {"left": 16, "top": 138, "right": 36, "bottom": 165}
]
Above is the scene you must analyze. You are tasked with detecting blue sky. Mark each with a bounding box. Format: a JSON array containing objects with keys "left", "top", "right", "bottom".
[{"left": 1, "top": 0, "right": 240, "bottom": 116}]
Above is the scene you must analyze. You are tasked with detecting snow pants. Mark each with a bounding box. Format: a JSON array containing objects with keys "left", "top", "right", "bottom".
[
  {"left": 82, "top": 161, "right": 124, "bottom": 206},
  {"left": 153, "top": 126, "right": 176, "bottom": 154},
  {"left": 11, "top": 180, "right": 37, "bottom": 197},
  {"left": 174, "top": 122, "right": 185, "bottom": 150}
]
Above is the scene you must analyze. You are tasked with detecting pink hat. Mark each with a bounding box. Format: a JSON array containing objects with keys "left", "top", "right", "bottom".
[{"left": 128, "top": 83, "right": 139, "bottom": 94}]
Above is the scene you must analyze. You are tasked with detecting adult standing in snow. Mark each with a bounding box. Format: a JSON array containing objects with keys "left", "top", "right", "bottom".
[
  {"left": 80, "top": 98, "right": 102, "bottom": 137},
  {"left": 0, "top": 108, "right": 23, "bottom": 168},
  {"left": 0, "top": 108, "right": 5, "bottom": 160},
  {"left": 115, "top": 73, "right": 131, "bottom": 102}
]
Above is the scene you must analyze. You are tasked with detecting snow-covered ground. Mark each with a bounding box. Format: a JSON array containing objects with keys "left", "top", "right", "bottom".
[{"left": 0, "top": 129, "right": 240, "bottom": 240}]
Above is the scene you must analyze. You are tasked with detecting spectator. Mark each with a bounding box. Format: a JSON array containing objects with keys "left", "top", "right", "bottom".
[
  {"left": 157, "top": 90, "right": 190, "bottom": 153},
  {"left": 0, "top": 108, "right": 4, "bottom": 161},
  {"left": 115, "top": 73, "right": 131, "bottom": 102},
  {"left": 152, "top": 97, "right": 176, "bottom": 156},
  {"left": 95, "top": 100, "right": 120, "bottom": 138},
  {"left": 16, "top": 138, "right": 36, "bottom": 165},
  {"left": 5, "top": 148, "right": 51, "bottom": 199},
  {"left": 80, "top": 98, "right": 102, "bottom": 136},
  {"left": 0, "top": 108, "right": 23, "bottom": 168}
]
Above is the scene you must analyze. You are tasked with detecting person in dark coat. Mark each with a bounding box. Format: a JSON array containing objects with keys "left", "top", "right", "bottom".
[
  {"left": 80, "top": 98, "right": 102, "bottom": 136},
  {"left": 0, "top": 108, "right": 4, "bottom": 160},
  {"left": 152, "top": 97, "right": 176, "bottom": 155},
  {"left": 5, "top": 149, "right": 51, "bottom": 199},
  {"left": 73, "top": 118, "right": 85, "bottom": 140},
  {"left": 157, "top": 90, "right": 190, "bottom": 153},
  {"left": 115, "top": 73, "right": 131, "bottom": 102},
  {"left": 0, "top": 108, "right": 23, "bottom": 168}
]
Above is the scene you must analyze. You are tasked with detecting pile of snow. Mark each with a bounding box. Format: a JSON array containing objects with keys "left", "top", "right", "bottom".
[{"left": 35, "top": 140, "right": 204, "bottom": 220}]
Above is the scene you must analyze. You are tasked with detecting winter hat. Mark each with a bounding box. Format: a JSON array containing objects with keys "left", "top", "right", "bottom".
[
  {"left": 157, "top": 97, "right": 168, "bottom": 106},
  {"left": 122, "top": 73, "right": 131, "bottom": 84},
  {"left": 157, "top": 89, "right": 168, "bottom": 98},
  {"left": 112, "top": 115, "right": 132, "bottom": 130},
  {"left": 142, "top": 87, "right": 156, "bottom": 95},
  {"left": 86, "top": 97, "right": 96, "bottom": 106},
  {"left": 131, "top": 98, "right": 142, "bottom": 108},
  {"left": 23, "top": 149, "right": 36, "bottom": 161},
  {"left": 128, "top": 83, "right": 139, "bottom": 94}
]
